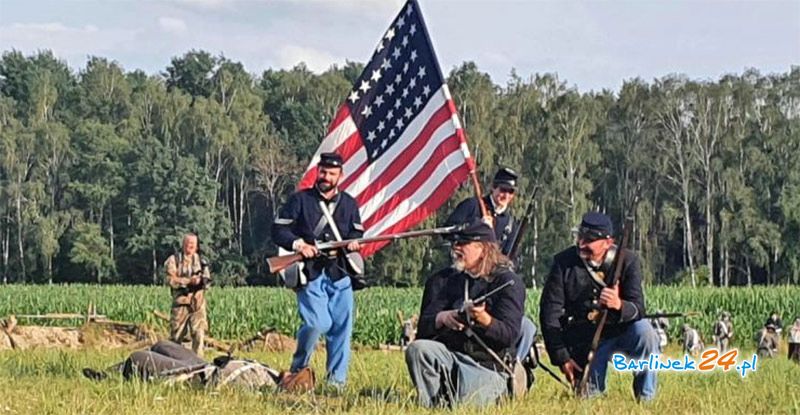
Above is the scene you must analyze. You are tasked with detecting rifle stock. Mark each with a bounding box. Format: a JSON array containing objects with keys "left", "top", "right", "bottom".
[
  {"left": 266, "top": 225, "right": 463, "bottom": 274},
  {"left": 267, "top": 252, "right": 305, "bottom": 274}
]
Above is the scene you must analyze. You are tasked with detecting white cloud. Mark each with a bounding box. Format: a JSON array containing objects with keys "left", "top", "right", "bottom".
[
  {"left": 7, "top": 22, "right": 99, "bottom": 34},
  {"left": 173, "top": 0, "right": 235, "bottom": 11},
  {"left": 276, "top": 45, "right": 343, "bottom": 73},
  {"left": 158, "top": 17, "right": 187, "bottom": 34},
  {"left": 309, "top": 0, "right": 405, "bottom": 19},
  {"left": 0, "top": 22, "right": 137, "bottom": 53}
]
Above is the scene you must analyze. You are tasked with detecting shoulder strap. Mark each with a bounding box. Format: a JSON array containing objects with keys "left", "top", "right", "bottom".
[
  {"left": 313, "top": 195, "right": 341, "bottom": 238},
  {"left": 319, "top": 198, "right": 363, "bottom": 275},
  {"left": 580, "top": 258, "right": 608, "bottom": 288}
]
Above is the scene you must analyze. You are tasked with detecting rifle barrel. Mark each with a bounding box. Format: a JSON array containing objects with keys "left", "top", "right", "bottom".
[
  {"left": 507, "top": 185, "right": 539, "bottom": 261},
  {"left": 267, "top": 225, "right": 462, "bottom": 274},
  {"left": 645, "top": 312, "right": 700, "bottom": 319},
  {"left": 318, "top": 225, "right": 462, "bottom": 250},
  {"left": 468, "top": 280, "right": 515, "bottom": 307},
  {"left": 158, "top": 362, "right": 210, "bottom": 378}
]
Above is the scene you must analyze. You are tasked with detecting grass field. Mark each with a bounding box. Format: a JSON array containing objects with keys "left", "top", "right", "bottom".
[
  {"left": 2, "top": 284, "right": 799, "bottom": 414},
  {"left": 0, "top": 345, "right": 798, "bottom": 414},
  {"left": 2, "top": 284, "right": 798, "bottom": 347}
]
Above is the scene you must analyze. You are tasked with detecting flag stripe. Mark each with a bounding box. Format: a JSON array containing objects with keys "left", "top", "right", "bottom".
[
  {"left": 298, "top": 106, "right": 358, "bottom": 189},
  {"left": 342, "top": 146, "right": 368, "bottom": 180},
  {"left": 360, "top": 160, "right": 471, "bottom": 256},
  {"left": 339, "top": 155, "right": 370, "bottom": 190},
  {"left": 353, "top": 102, "right": 453, "bottom": 208},
  {"left": 362, "top": 133, "right": 461, "bottom": 228},
  {"left": 366, "top": 148, "right": 471, "bottom": 237}
]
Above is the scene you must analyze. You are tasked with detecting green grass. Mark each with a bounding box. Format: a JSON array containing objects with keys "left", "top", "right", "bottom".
[
  {"left": 0, "top": 345, "right": 798, "bottom": 414},
  {"left": 1, "top": 284, "right": 798, "bottom": 346}
]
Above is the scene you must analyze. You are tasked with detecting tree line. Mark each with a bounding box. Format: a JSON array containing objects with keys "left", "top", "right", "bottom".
[{"left": 0, "top": 49, "right": 797, "bottom": 287}]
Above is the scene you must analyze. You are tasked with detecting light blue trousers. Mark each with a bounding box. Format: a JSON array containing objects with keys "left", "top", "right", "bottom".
[
  {"left": 290, "top": 272, "right": 354, "bottom": 384},
  {"left": 405, "top": 339, "right": 509, "bottom": 408},
  {"left": 516, "top": 316, "right": 537, "bottom": 361}
]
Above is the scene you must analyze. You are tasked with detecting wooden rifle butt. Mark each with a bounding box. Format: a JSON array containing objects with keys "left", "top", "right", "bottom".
[{"left": 266, "top": 253, "right": 304, "bottom": 273}]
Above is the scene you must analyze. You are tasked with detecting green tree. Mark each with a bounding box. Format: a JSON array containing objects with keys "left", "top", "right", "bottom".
[{"left": 69, "top": 222, "right": 114, "bottom": 283}]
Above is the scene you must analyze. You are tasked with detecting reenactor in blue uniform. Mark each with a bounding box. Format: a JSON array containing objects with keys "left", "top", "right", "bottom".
[
  {"left": 406, "top": 221, "right": 527, "bottom": 407},
  {"left": 272, "top": 152, "right": 364, "bottom": 387},
  {"left": 445, "top": 167, "right": 536, "bottom": 371},
  {"left": 539, "top": 212, "right": 659, "bottom": 401},
  {"left": 445, "top": 167, "right": 521, "bottom": 256}
]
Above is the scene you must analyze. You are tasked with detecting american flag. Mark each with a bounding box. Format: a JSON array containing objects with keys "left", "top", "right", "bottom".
[{"left": 298, "top": 0, "right": 474, "bottom": 257}]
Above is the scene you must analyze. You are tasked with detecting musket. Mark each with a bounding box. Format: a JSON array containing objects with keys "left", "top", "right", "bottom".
[
  {"left": 532, "top": 339, "right": 572, "bottom": 390},
  {"left": 644, "top": 311, "right": 701, "bottom": 319},
  {"left": 462, "top": 280, "right": 515, "bottom": 310},
  {"left": 506, "top": 185, "right": 540, "bottom": 262},
  {"left": 158, "top": 362, "right": 211, "bottom": 378},
  {"left": 457, "top": 280, "right": 518, "bottom": 376},
  {"left": 576, "top": 214, "right": 634, "bottom": 397},
  {"left": 267, "top": 224, "right": 464, "bottom": 273},
  {"left": 431, "top": 279, "right": 515, "bottom": 342}
]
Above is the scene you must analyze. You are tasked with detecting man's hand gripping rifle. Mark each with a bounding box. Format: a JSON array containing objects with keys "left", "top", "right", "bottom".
[{"left": 184, "top": 258, "right": 211, "bottom": 290}]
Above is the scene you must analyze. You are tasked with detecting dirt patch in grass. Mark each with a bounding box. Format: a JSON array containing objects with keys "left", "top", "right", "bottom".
[{"left": 0, "top": 322, "right": 158, "bottom": 351}]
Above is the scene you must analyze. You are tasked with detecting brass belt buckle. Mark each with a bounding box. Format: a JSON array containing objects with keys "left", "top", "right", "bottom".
[{"left": 587, "top": 310, "right": 600, "bottom": 322}]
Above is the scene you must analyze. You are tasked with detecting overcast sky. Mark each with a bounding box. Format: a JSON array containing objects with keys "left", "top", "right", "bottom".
[{"left": 1, "top": 0, "right": 798, "bottom": 92}]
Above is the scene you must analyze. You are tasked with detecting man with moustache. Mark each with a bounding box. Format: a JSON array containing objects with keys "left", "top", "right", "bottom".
[
  {"left": 272, "top": 152, "right": 364, "bottom": 388},
  {"left": 539, "top": 212, "right": 659, "bottom": 401},
  {"left": 406, "top": 221, "right": 526, "bottom": 407}
]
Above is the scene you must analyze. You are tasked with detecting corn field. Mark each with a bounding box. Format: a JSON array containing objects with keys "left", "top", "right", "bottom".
[{"left": 1, "top": 284, "right": 797, "bottom": 347}]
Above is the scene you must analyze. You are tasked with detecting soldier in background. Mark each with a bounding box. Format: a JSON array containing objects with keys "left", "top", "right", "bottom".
[
  {"left": 445, "top": 167, "right": 521, "bottom": 257},
  {"left": 165, "top": 233, "right": 210, "bottom": 357},
  {"left": 788, "top": 318, "right": 800, "bottom": 363},
  {"left": 756, "top": 323, "right": 780, "bottom": 358},
  {"left": 764, "top": 311, "right": 784, "bottom": 336},
  {"left": 650, "top": 310, "right": 669, "bottom": 348},
  {"left": 682, "top": 324, "right": 704, "bottom": 356},
  {"left": 397, "top": 311, "right": 418, "bottom": 349},
  {"left": 713, "top": 311, "right": 733, "bottom": 353}
]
